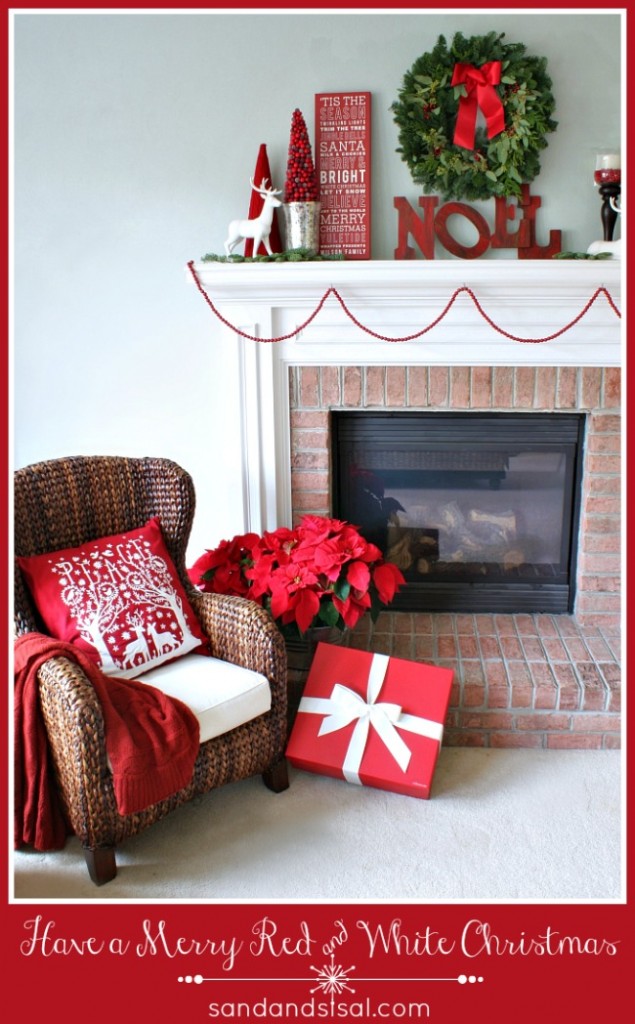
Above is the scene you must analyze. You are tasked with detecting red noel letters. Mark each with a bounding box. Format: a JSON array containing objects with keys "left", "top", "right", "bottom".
[{"left": 394, "top": 184, "right": 562, "bottom": 260}]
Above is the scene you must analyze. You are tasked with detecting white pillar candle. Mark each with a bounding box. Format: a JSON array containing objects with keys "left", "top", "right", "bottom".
[
  {"left": 597, "top": 152, "right": 621, "bottom": 169},
  {"left": 594, "top": 152, "right": 621, "bottom": 185}
]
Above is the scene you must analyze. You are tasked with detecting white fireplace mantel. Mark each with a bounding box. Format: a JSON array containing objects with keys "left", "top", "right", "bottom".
[
  {"left": 191, "top": 259, "right": 622, "bottom": 532},
  {"left": 192, "top": 258, "right": 621, "bottom": 366}
]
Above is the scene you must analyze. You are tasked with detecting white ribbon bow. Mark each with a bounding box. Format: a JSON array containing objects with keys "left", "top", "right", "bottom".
[{"left": 298, "top": 653, "right": 444, "bottom": 786}]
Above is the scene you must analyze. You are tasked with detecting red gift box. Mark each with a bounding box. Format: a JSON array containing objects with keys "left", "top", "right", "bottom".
[{"left": 285, "top": 643, "right": 453, "bottom": 799}]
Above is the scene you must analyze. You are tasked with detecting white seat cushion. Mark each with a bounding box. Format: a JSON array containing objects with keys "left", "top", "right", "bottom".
[{"left": 137, "top": 653, "right": 272, "bottom": 744}]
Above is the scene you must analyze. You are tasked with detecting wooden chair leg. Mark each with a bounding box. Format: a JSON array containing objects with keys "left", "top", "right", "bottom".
[
  {"left": 84, "top": 846, "right": 117, "bottom": 886},
  {"left": 262, "top": 758, "right": 290, "bottom": 793}
]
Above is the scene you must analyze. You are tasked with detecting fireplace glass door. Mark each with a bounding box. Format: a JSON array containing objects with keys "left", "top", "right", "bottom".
[{"left": 332, "top": 412, "right": 584, "bottom": 613}]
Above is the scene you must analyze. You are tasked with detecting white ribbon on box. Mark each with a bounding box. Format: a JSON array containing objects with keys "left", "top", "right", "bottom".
[{"left": 297, "top": 652, "right": 444, "bottom": 786}]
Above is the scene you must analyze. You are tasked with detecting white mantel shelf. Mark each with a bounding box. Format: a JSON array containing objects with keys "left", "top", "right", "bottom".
[
  {"left": 191, "top": 259, "right": 622, "bottom": 532},
  {"left": 192, "top": 258, "right": 622, "bottom": 369}
]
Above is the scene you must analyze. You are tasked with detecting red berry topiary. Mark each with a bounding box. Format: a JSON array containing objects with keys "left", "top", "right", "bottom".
[{"left": 284, "top": 108, "right": 319, "bottom": 203}]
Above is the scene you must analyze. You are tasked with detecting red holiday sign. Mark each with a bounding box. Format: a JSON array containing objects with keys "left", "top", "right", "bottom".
[{"left": 315, "top": 91, "right": 371, "bottom": 259}]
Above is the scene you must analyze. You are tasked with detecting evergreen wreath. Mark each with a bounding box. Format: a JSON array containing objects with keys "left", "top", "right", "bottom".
[{"left": 392, "top": 31, "right": 557, "bottom": 201}]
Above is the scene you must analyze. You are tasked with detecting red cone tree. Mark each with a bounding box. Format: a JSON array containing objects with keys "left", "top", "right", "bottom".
[
  {"left": 284, "top": 109, "right": 319, "bottom": 203},
  {"left": 244, "top": 143, "right": 283, "bottom": 257}
]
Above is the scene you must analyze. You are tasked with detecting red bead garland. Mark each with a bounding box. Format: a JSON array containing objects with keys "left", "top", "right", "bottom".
[
  {"left": 187, "top": 261, "right": 621, "bottom": 346},
  {"left": 284, "top": 108, "right": 319, "bottom": 203}
]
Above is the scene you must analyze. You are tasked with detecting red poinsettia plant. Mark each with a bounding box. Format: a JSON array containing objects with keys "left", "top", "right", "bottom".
[{"left": 188, "top": 515, "right": 405, "bottom": 639}]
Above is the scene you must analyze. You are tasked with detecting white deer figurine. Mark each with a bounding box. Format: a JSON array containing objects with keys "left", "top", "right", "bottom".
[{"left": 224, "top": 177, "right": 282, "bottom": 257}]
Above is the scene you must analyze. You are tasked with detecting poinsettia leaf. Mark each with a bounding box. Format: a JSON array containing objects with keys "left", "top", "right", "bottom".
[
  {"left": 373, "top": 562, "right": 405, "bottom": 604},
  {"left": 318, "top": 601, "right": 340, "bottom": 627},
  {"left": 347, "top": 560, "right": 371, "bottom": 592},
  {"left": 270, "top": 589, "right": 290, "bottom": 620},
  {"left": 335, "top": 579, "right": 351, "bottom": 601},
  {"left": 295, "top": 589, "right": 321, "bottom": 634}
]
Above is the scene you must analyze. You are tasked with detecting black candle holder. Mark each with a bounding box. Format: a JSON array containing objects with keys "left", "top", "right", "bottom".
[{"left": 599, "top": 181, "right": 621, "bottom": 242}]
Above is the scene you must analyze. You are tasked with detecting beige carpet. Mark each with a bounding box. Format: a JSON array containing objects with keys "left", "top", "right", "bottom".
[{"left": 12, "top": 749, "right": 622, "bottom": 903}]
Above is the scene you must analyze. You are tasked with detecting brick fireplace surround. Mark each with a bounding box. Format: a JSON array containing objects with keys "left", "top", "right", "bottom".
[
  {"left": 289, "top": 363, "right": 621, "bottom": 749},
  {"left": 193, "top": 259, "right": 622, "bottom": 749}
]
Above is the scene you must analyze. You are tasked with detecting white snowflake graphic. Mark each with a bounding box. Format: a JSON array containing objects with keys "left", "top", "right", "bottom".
[{"left": 309, "top": 955, "right": 355, "bottom": 995}]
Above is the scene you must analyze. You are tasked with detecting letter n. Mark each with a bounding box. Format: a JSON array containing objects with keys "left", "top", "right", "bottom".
[{"left": 394, "top": 196, "right": 437, "bottom": 259}]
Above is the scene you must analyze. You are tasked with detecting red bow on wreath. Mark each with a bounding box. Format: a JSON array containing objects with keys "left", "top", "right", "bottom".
[{"left": 451, "top": 61, "right": 505, "bottom": 150}]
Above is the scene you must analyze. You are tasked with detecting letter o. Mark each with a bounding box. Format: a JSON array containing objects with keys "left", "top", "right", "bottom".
[{"left": 435, "top": 202, "right": 491, "bottom": 259}]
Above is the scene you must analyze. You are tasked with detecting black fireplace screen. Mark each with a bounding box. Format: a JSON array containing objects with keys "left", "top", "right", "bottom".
[{"left": 332, "top": 412, "right": 584, "bottom": 613}]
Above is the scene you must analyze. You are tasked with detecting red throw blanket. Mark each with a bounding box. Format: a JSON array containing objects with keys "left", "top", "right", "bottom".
[{"left": 14, "top": 632, "right": 201, "bottom": 852}]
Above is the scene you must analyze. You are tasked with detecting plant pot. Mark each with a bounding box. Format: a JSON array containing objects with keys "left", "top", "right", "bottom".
[
  {"left": 281, "top": 201, "right": 321, "bottom": 253},
  {"left": 285, "top": 625, "right": 345, "bottom": 727}
]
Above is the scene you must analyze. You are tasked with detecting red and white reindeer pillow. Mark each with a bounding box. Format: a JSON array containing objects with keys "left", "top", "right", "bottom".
[{"left": 18, "top": 517, "right": 209, "bottom": 678}]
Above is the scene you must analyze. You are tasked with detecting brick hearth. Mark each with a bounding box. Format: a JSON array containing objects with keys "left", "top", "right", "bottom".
[
  {"left": 289, "top": 364, "right": 622, "bottom": 748},
  {"left": 343, "top": 611, "right": 620, "bottom": 749}
]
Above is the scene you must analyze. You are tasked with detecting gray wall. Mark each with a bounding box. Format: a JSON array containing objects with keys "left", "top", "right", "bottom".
[{"left": 13, "top": 11, "right": 622, "bottom": 555}]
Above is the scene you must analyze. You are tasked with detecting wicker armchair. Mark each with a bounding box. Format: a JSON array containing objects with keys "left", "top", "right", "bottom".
[{"left": 14, "top": 455, "right": 289, "bottom": 885}]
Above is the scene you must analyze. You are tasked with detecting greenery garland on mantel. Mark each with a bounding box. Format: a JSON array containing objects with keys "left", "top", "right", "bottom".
[
  {"left": 201, "top": 248, "right": 345, "bottom": 263},
  {"left": 199, "top": 250, "right": 613, "bottom": 266},
  {"left": 392, "top": 31, "right": 557, "bottom": 202}
]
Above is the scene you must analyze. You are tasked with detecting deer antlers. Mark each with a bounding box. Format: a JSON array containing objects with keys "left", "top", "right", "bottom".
[{"left": 250, "top": 176, "right": 282, "bottom": 197}]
